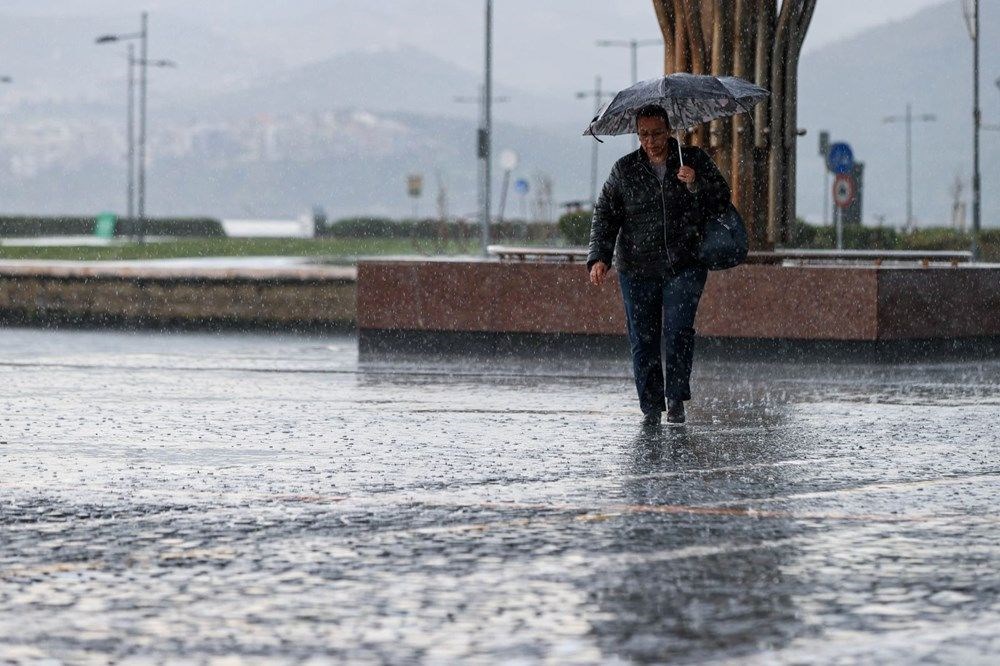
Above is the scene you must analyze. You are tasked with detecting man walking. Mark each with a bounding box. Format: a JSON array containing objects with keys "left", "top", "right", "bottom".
[{"left": 587, "top": 105, "right": 730, "bottom": 426}]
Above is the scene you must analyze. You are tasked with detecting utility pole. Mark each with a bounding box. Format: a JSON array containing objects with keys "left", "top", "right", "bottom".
[
  {"left": 97, "top": 13, "right": 173, "bottom": 244},
  {"left": 455, "top": 83, "right": 508, "bottom": 251},
  {"left": 596, "top": 38, "right": 660, "bottom": 149},
  {"left": 482, "top": 0, "right": 493, "bottom": 257},
  {"left": 962, "top": 0, "right": 981, "bottom": 258},
  {"left": 126, "top": 44, "right": 135, "bottom": 230},
  {"left": 137, "top": 11, "right": 148, "bottom": 242},
  {"left": 576, "top": 76, "right": 615, "bottom": 207},
  {"left": 883, "top": 103, "right": 936, "bottom": 231},
  {"left": 972, "top": 0, "right": 981, "bottom": 261}
]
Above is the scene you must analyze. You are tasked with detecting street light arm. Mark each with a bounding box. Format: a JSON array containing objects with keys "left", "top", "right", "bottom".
[
  {"left": 95, "top": 32, "right": 142, "bottom": 44},
  {"left": 139, "top": 59, "right": 177, "bottom": 68},
  {"left": 596, "top": 38, "right": 661, "bottom": 48}
]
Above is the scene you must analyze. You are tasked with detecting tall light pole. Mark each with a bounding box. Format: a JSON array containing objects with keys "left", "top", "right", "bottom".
[
  {"left": 126, "top": 44, "right": 135, "bottom": 229},
  {"left": 596, "top": 38, "right": 660, "bottom": 149},
  {"left": 883, "top": 103, "right": 936, "bottom": 231},
  {"left": 481, "top": 0, "right": 493, "bottom": 257},
  {"left": 137, "top": 11, "right": 148, "bottom": 243},
  {"left": 971, "top": 0, "right": 981, "bottom": 261},
  {"left": 97, "top": 12, "right": 173, "bottom": 244},
  {"left": 961, "top": 0, "right": 981, "bottom": 259},
  {"left": 577, "top": 76, "right": 614, "bottom": 206},
  {"left": 455, "top": 86, "right": 508, "bottom": 246}
]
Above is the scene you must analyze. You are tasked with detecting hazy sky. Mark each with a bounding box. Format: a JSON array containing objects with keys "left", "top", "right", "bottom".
[{"left": 0, "top": 0, "right": 949, "bottom": 100}]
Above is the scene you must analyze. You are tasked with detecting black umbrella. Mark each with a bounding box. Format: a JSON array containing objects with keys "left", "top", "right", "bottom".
[{"left": 583, "top": 73, "right": 770, "bottom": 166}]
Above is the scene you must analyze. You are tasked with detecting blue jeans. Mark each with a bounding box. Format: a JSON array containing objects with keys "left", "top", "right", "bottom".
[{"left": 619, "top": 265, "right": 708, "bottom": 413}]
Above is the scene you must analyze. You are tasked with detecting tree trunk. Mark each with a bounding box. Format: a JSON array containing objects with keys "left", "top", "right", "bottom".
[
  {"left": 730, "top": 0, "right": 757, "bottom": 236},
  {"left": 749, "top": 0, "right": 775, "bottom": 247},
  {"left": 781, "top": 0, "right": 818, "bottom": 243},
  {"left": 649, "top": 0, "right": 816, "bottom": 249}
]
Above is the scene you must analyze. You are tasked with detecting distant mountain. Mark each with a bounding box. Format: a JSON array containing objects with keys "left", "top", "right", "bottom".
[
  {"left": 0, "top": 42, "right": 622, "bottom": 220},
  {"left": 796, "top": 1, "right": 1000, "bottom": 227},
  {"left": 0, "top": 104, "right": 630, "bottom": 220},
  {"left": 181, "top": 46, "right": 564, "bottom": 129}
]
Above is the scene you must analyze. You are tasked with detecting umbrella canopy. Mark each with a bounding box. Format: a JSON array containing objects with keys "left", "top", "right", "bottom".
[{"left": 584, "top": 73, "right": 770, "bottom": 138}]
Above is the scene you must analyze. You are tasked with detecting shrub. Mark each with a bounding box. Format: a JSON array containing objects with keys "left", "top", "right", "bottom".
[
  {"left": 0, "top": 215, "right": 224, "bottom": 238},
  {"left": 558, "top": 211, "right": 592, "bottom": 246},
  {"left": 979, "top": 229, "right": 1000, "bottom": 262},
  {"left": 898, "top": 228, "right": 970, "bottom": 251},
  {"left": 784, "top": 221, "right": 898, "bottom": 250},
  {"left": 322, "top": 217, "right": 403, "bottom": 238}
]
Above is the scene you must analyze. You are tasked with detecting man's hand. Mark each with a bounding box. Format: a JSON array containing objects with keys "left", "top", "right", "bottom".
[
  {"left": 589, "top": 261, "right": 609, "bottom": 286},
  {"left": 677, "top": 165, "right": 696, "bottom": 185}
]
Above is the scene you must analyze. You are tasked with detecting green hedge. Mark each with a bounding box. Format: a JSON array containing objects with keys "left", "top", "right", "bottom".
[
  {"left": 320, "top": 217, "right": 557, "bottom": 242},
  {"left": 558, "top": 211, "right": 592, "bottom": 245},
  {"left": 0, "top": 215, "right": 224, "bottom": 238},
  {"left": 785, "top": 221, "right": 999, "bottom": 261}
]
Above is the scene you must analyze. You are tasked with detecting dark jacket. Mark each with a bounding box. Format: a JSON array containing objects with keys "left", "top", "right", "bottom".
[{"left": 587, "top": 140, "right": 731, "bottom": 275}]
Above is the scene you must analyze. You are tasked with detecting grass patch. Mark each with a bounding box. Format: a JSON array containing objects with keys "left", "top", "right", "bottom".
[{"left": 0, "top": 237, "right": 480, "bottom": 262}]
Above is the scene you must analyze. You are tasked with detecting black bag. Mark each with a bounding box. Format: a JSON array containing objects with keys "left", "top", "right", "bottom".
[{"left": 698, "top": 203, "right": 748, "bottom": 270}]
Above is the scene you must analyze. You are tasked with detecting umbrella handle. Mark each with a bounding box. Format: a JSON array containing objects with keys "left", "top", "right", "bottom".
[{"left": 675, "top": 131, "right": 684, "bottom": 168}]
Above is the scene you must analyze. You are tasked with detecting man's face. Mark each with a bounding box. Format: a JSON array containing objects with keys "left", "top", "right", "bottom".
[{"left": 637, "top": 115, "right": 670, "bottom": 163}]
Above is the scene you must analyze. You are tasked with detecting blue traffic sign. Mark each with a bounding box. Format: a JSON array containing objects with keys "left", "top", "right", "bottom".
[
  {"left": 514, "top": 178, "right": 530, "bottom": 195},
  {"left": 826, "top": 142, "right": 854, "bottom": 175}
]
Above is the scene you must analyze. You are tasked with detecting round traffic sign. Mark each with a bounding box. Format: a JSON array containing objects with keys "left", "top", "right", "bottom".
[
  {"left": 826, "top": 142, "right": 854, "bottom": 175},
  {"left": 832, "top": 173, "right": 856, "bottom": 208},
  {"left": 514, "top": 178, "right": 530, "bottom": 195}
]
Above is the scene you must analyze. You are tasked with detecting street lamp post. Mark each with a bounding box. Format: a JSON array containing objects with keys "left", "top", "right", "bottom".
[
  {"left": 455, "top": 86, "right": 508, "bottom": 250},
  {"left": 137, "top": 11, "right": 148, "bottom": 243},
  {"left": 596, "top": 38, "right": 661, "bottom": 149},
  {"left": 482, "top": 0, "right": 493, "bottom": 257},
  {"left": 883, "top": 103, "right": 936, "bottom": 231},
  {"left": 126, "top": 44, "right": 135, "bottom": 229},
  {"left": 972, "top": 0, "right": 981, "bottom": 261},
  {"left": 962, "top": 0, "right": 982, "bottom": 259},
  {"left": 97, "top": 12, "right": 174, "bottom": 244}
]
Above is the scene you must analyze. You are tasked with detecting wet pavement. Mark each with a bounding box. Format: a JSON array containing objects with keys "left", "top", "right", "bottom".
[{"left": 1, "top": 327, "right": 999, "bottom": 664}]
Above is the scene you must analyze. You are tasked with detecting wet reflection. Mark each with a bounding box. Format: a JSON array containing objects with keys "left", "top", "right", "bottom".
[{"left": 587, "top": 423, "right": 811, "bottom": 662}]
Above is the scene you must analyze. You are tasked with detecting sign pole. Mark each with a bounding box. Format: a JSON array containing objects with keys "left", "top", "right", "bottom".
[{"left": 836, "top": 205, "right": 843, "bottom": 250}]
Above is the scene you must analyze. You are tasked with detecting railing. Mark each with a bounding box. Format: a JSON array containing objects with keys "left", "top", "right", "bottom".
[{"left": 488, "top": 245, "right": 974, "bottom": 267}]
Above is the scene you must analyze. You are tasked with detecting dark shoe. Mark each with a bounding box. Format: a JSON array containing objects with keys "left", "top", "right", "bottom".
[
  {"left": 666, "top": 399, "right": 686, "bottom": 425},
  {"left": 641, "top": 410, "right": 662, "bottom": 427}
]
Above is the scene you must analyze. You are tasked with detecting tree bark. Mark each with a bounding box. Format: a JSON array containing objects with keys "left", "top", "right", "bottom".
[
  {"left": 648, "top": 0, "right": 816, "bottom": 248},
  {"left": 709, "top": 0, "right": 735, "bottom": 183},
  {"left": 672, "top": 0, "right": 691, "bottom": 73},
  {"left": 781, "top": 0, "right": 818, "bottom": 243},
  {"left": 766, "top": 0, "right": 797, "bottom": 245},
  {"left": 730, "top": 0, "right": 756, "bottom": 233},
  {"left": 652, "top": 0, "right": 676, "bottom": 72}
]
